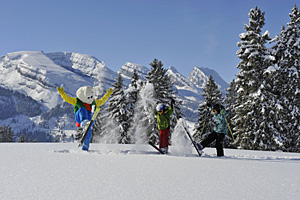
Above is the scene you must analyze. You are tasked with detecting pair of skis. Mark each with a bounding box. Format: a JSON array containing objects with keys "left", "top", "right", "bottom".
[{"left": 148, "top": 120, "right": 202, "bottom": 156}]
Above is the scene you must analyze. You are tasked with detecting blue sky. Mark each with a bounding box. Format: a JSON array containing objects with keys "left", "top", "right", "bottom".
[{"left": 0, "top": 0, "right": 298, "bottom": 83}]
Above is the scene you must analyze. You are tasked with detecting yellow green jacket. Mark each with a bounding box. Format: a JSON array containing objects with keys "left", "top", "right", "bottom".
[{"left": 154, "top": 106, "right": 173, "bottom": 130}]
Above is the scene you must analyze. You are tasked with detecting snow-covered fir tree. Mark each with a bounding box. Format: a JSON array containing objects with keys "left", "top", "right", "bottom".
[
  {"left": 128, "top": 82, "right": 157, "bottom": 144},
  {"left": 125, "top": 69, "right": 140, "bottom": 143},
  {"left": 146, "top": 59, "right": 181, "bottom": 118},
  {"left": 193, "top": 75, "right": 222, "bottom": 143},
  {"left": 225, "top": 80, "right": 237, "bottom": 131},
  {"left": 224, "top": 80, "right": 237, "bottom": 147},
  {"left": 146, "top": 58, "right": 168, "bottom": 102},
  {"left": 259, "top": 68, "right": 282, "bottom": 151},
  {"left": 202, "top": 75, "right": 223, "bottom": 105},
  {"left": 0, "top": 125, "right": 15, "bottom": 142},
  {"left": 233, "top": 6, "right": 281, "bottom": 150},
  {"left": 93, "top": 109, "right": 120, "bottom": 143},
  {"left": 92, "top": 100, "right": 107, "bottom": 143},
  {"left": 271, "top": 5, "right": 300, "bottom": 152},
  {"left": 18, "top": 134, "right": 26, "bottom": 143},
  {"left": 145, "top": 58, "right": 181, "bottom": 143},
  {"left": 193, "top": 101, "right": 210, "bottom": 143},
  {"left": 106, "top": 74, "right": 130, "bottom": 144}
]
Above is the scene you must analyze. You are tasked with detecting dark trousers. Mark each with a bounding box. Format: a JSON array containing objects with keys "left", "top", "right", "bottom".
[{"left": 201, "top": 131, "right": 225, "bottom": 156}]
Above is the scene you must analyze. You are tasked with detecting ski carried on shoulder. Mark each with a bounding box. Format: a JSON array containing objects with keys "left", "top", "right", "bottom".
[
  {"left": 148, "top": 141, "right": 165, "bottom": 154},
  {"left": 181, "top": 120, "right": 202, "bottom": 156},
  {"left": 78, "top": 107, "right": 101, "bottom": 147}
]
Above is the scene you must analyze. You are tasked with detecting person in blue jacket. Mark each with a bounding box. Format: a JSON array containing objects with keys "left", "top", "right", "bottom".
[{"left": 197, "top": 103, "right": 227, "bottom": 157}]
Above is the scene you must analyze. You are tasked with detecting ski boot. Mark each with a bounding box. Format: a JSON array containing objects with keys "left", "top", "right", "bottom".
[
  {"left": 196, "top": 142, "right": 202, "bottom": 151},
  {"left": 196, "top": 142, "right": 204, "bottom": 155},
  {"left": 160, "top": 147, "right": 168, "bottom": 154}
]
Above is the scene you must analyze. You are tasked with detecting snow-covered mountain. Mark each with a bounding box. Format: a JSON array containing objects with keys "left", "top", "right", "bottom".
[
  {"left": 167, "top": 66, "right": 203, "bottom": 121},
  {"left": 118, "top": 62, "right": 149, "bottom": 81},
  {"left": 0, "top": 51, "right": 117, "bottom": 109},
  {"left": 189, "top": 66, "right": 228, "bottom": 93},
  {"left": 0, "top": 51, "right": 117, "bottom": 141},
  {"left": 0, "top": 51, "right": 228, "bottom": 141}
]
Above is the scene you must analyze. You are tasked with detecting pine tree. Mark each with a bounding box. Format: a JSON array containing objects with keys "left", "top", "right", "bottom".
[
  {"left": 225, "top": 80, "right": 237, "bottom": 131},
  {"left": 107, "top": 74, "right": 130, "bottom": 144},
  {"left": 145, "top": 58, "right": 181, "bottom": 143},
  {"left": 233, "top": 6, "right": 280, "bottom": 150},
  {"left": 193, "top": 75, "right": 222, "bottom": 144},
  {"left": 129, "top": 82, "right": 157, "bottom": 144},
  {"left": 91, "top": 102, "right": 108, "bottom": 143},
  {"left": 225, "top": 80, "right": 237, "bottom": 125},
  {"left": 94, "top": 111, "right": 120, "bottom": 143},
  {"left": 271, "top": 5, "right": 300, "bottom": 152},
  {"left": 125, "top": 69, "right": 141, "bottom": 143},
  {"left": 146, "top": 59, "right": 181, "bottom": 116},
  {"left": 193, "top": 101, "right": 210, "bottom": 143},
  {"left": 259, "top": 68, "right": 282, "bottom": 151},
  {"left": 0, "top": 125, "right": 15, "bottom": 142},
  {"left": 146, "top": 58, "right": 168, "bottom": 102},
  {"left": 127, "top": 69, "right": 139, "bottom": 127},
  {"left": 18, "top": 134, "right": 26, "bottom": 143},
  {"left": 202, "top": 75, "right": 223, "bottom": 105},
  {"left": 224, "top": 80, "right": 237, "bottom": 147}
]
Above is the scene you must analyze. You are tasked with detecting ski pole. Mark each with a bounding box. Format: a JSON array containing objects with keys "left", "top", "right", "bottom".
[
  {"left": 200, "top": 108, "right": 210, "bottom": 138},
  {"left": 199, "top": 121, "right": 205, "bottom": 138},
  {"left": 221, "top": 109, "right": 234, "bottom": 141}
]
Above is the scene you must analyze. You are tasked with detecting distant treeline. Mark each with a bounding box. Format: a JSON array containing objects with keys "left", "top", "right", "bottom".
[{"left": 0, "top": 87, "right": 42, "bottom": 119}]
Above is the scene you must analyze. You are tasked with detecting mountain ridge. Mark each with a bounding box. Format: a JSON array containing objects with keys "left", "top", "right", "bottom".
[{"left": 0, "top": 51, "right": 228, "bottom": 141}]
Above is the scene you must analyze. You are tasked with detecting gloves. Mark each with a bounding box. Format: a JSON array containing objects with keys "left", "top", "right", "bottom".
[
  {"left": 107, "top": 88, "right": 113, "bottom": 96},
  {"left": 80, "top": 119, "right": 90, "bottom": 130},
  {"left": 57, "top": 86, "right": 64, "bottom": 95}
]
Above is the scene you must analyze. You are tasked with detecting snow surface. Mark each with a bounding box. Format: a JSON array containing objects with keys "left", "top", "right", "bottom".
[{"left": 1, "top": 143, "right": 299, "bottom": 200}]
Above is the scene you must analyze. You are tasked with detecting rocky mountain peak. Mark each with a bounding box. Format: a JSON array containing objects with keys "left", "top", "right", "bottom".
[
  {"left": 118, "top": 62, "right": 149, "bottom": 80},
  {"left": 188, "top": 66, "right": 228, "bottom": 92}
]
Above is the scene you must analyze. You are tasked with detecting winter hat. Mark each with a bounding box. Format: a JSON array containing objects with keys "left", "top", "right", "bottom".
[
  {"left": 156, "top": 103, "right": 164, "bottom": 112},
  {"left": 76, "top": 86, "right": 94, "bottom": 104},
  {"left": 212, "top": 104, "right": 221, "bottom": 113}
]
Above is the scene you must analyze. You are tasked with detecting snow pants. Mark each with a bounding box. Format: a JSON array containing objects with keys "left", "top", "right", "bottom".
[
  {"left": 75, "top": 107, "right": 93, "bottom": 151},
  {"left": 201, "top": 131, "right": 225, "bottom": 156},
  {"left": 159, "top": 128, "right": 170, "bottom": 149}
]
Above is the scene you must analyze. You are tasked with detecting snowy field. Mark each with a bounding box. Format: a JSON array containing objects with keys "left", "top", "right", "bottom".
[{"left": 1, "top": 143, "right": 300, "bottom": 200}]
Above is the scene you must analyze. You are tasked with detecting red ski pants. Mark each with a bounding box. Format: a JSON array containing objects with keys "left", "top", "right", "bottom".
[{"left": 159, "top": 129, "right": 170, "bottom": 149}]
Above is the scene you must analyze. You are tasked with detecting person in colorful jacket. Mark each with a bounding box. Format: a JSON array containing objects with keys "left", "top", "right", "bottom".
[
  {"left": 197, "top": 103, "right": 227, "bottom": 157},
  {"left": 57, "top": 86, "right": 113, "bottom": 151},
  {"left": 153, "top": 99, "right": 174, "bottom": 153}
]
